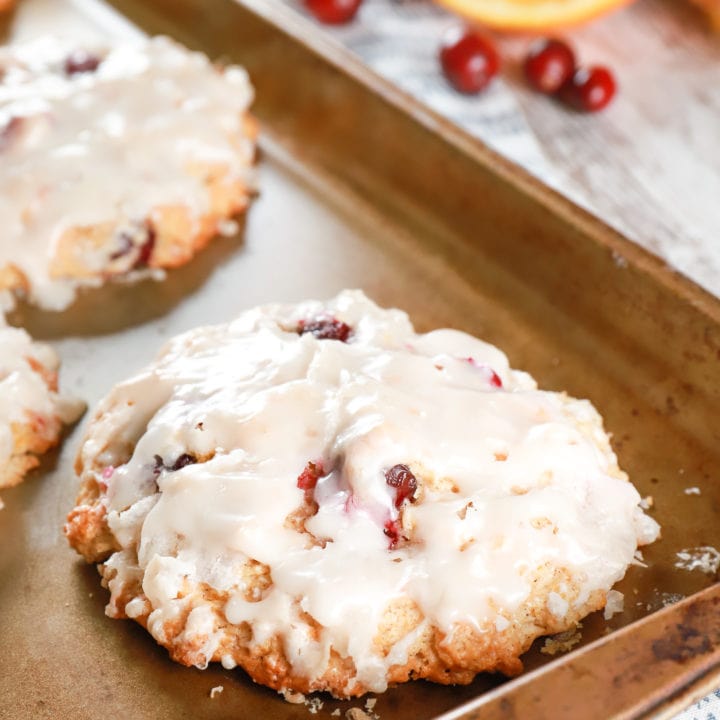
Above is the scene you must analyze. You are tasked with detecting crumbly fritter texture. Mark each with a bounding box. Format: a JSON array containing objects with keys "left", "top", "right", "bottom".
[
  {"left": 0, "top": 37, "right": 257, "bottom": 310},
  {"left": 1, "top": 413, "right": 63, "bottom": 491},
  {"left": 64, "top": 292, "right": 658, "bottom": 698},
  {"left": 0, "top": 347, "right": 67, "bottom": 504},
  {"left": 65, "top": 396, "right": 615, "bottom": 696},
  {"left": 45, "top": 154, "right": 257, "bottom": 281},
  {"left": 69, "top": 470, "right": 606, "bottom": 697},
  {"left": 0, "top": 139, "right": 257, "bottom": 301}
]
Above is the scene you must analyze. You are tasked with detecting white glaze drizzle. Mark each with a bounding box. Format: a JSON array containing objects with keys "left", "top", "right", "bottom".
[
  {"left": 86, "top": 290, "right": 659, "bottom": 692},
  {"left": 0, "top": 35, "right": 254, "bottom": 310}
]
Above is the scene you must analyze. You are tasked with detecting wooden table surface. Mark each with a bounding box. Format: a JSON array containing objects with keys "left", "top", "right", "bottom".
[
  {"left": 502, "top": 0, "right": 720, "bottom": 300},
  {"left": 291, "top": 0, "right": 720, "bottom": 300}
]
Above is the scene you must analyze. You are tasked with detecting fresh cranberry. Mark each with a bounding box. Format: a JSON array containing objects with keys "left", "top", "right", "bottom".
[
  {"left": 297, "top": 461, "right": 324, "bottom": 491},
  {"left": 524, "top": 38, "right": 575, "bottom": 95},
  {"left": 384, "top": 519, "right": 401, "bottom": 549},
  {"left": 153, "top": 453, "right": 196, "bottom": 474},
  {"left": 136, "top": 224, "right": 156, "bottom": 267},
  {"left": 170, "top": 453, "right": 196, "bottom": 471},
  {"left": 385, "top": 464, "right": 417, "bottom": 508},
  {"left": 465, "top": 358, "right": 503, "bottom": 388},
  {"left": 488, "top": 370, "right": 502, "bottom": 387},
  {"left": 440, "top": 27, "right": 499, "bottom": 94},
  {"left": 304, "top": 0, "right": 362, "bottom": 24},
  {"left": 297, "top": 316, "right": 352, "bottom": 342},
  {"left": 110, "top": 222, "right": 155, "bottom": 268},
  {"left": 64, "top": 50, "right": 102, "bottom": 76},
  {"left": 109, "top": 233, "right": 132, "bottom": 261},
  {"left": 560, "top": 66, "right": 616, "bottom": 112}
]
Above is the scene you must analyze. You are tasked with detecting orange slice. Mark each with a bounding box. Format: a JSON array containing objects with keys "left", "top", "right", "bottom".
[{"left": 433, "top": 0, "right": 634, "bottom": 31}]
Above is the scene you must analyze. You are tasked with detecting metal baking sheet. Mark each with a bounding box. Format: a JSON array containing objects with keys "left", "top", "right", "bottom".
[{"left": 1, "top": 0, "right": 720, "bottom": 718}]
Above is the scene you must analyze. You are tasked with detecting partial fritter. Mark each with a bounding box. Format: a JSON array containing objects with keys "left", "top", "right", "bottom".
[
  {"left": 65, "top": 290, "right": 659, "bottom": 698},
  {"left": 0, "top": 36, "right": 256, "bottom": 311},
  {"left": 1, "top": 318, "right": 83, "bottom": 508}
]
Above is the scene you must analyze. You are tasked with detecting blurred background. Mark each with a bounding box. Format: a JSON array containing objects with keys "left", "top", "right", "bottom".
[{"left": 286, "top": 0, "right": 720, "bottom": 298}]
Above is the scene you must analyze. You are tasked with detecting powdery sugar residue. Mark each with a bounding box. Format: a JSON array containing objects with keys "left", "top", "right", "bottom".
[{"left": 675, "top": 547, "right": 720, "bottom": 575}]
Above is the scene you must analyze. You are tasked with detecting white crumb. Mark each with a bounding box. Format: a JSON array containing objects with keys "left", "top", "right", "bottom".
[
  {"left": 675, "top": 546, "right": 720, "bottom": 574},
  {"left": 612, "top": 251, "right": 628, "bottom": 268},
  {"left": 363, "top": 697, "right": 379, "bottom": 717},
  {"left": 541, "top": 624, "right": 582, "bottom": 656},
  {"left": 495, "top": 615, "right": 510, "bottom": 632},
  {"left": 346, "top": 709, "right": 374, "bottom": 720},
  {"left": 217, "top": 219, "right": 240, "bottom": 237},
  {"left": 209, "top": 686, "right": 223, "bottom": 699},
  {"left": 646, "top": 591, "right": 685, "bottom": 608},
  {"left": 306, "top": 697, "right": 324, "bottom": 714},
  {"left": 603, "top": 590, "right": 624, "bottom": 620},
  {"left": 547, "top": 591, "right": 569, "bottom": 619},
  {"left": 660, "top": 592, "right": 685, "bottom": 606},
  {"left": 684, "top": 487, "right": 701, "bottom": 495},
  {"left": 639, "top": 495, "right": 654, "bottom": 509},
  {"left": 332, "top": 711, "right": 341, "bottom": 717},
  {"left": 281, "top": 689, "right": 306, "bottom": 704}
]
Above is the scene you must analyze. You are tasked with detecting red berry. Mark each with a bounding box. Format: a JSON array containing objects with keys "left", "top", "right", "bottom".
[
  {"left": 383, "top": 519, "right": 401, "bottom": 549},
  {"left": 524, "top": 38, "right": 575, "bottom": 94},
  {"left": 465, "top": 357, "right": 503, "bottom": 388},
  {"left": 297, "top": 316, "right": 352, "bottom": 342},
  {"left": 136, "top": 224, "right": 156, "bottom": 267},
  {"left": 297, "top": 461, "right": 324, "bottom": 491},
  {"left": 153, "top": 453, "right": 196, "bottom": 474},
  {"left": 304, "top": 0, "right": 361, "bottom": 24},
  {"left": 440, "top": 28, "right": 499, "bottom": 94},
  {"left": 64, "top": 50, "right": 102, "bottom": 76},
  {"left": 385, "top": 464, "right": 417, "bottom": 508},
  {"left": 560, "top": 66, "right": 616, "bottom": 112},
  {"left": 110, "top": 222, "right": 156, "bottom": 268},
  {"left": 170, "top": 453, "right": 196, "bottom": 471}
]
